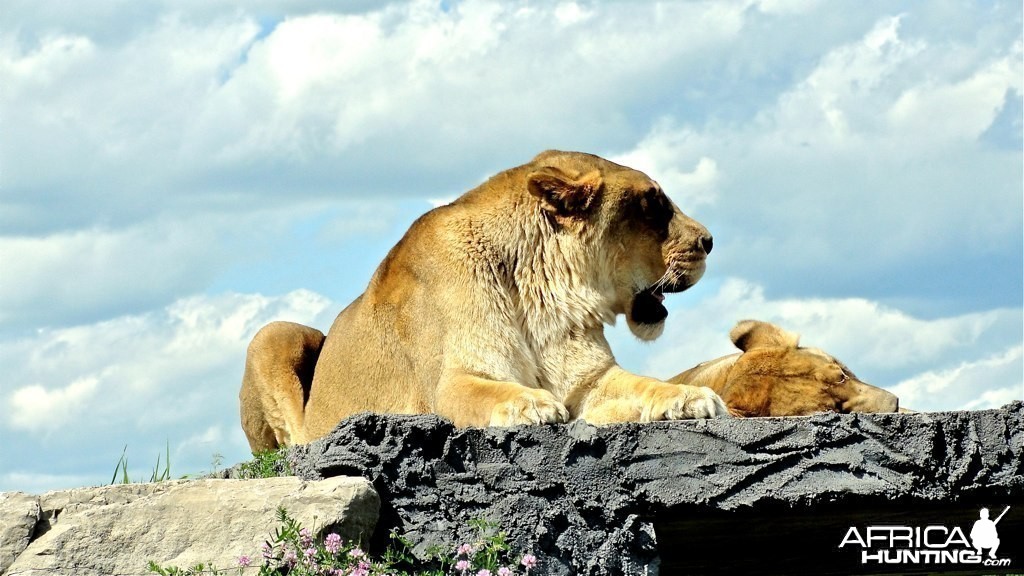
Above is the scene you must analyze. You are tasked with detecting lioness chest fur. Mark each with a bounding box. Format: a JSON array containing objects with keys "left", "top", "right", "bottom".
[{"left": 241, "top": 150, "right": 728, "bottom": 450}]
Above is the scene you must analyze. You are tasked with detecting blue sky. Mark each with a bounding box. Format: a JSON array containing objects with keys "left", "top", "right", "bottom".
[{"left": 1, "top": 0, "right": 1021, "bottom": 493}]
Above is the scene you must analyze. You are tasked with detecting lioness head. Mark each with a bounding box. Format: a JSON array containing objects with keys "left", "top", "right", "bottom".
[
  {"left": 525, "top": 150, "right": 712, "bottom": 341},
  {"left": 712, "top": 320, "right": 899, "bottom": 416}
]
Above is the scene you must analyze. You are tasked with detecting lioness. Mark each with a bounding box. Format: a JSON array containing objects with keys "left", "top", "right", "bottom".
[
  {"left": 241, "top": 150, "right": 728, "bottom": 451},
  {"left": 669, "top": 320, "right": 899, "bottom": 417}
]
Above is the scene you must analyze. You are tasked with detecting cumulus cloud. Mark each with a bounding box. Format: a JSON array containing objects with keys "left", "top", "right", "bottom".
[
  {"left": 0, "top": 221, "right": 228, "bottom": 330},
  {"left": 0, "top": 290, "right": 337, "bottom": 491},
  {"left": 9, "top": 377, "right": 100, "bottom": 433},
  {"left": 0, "top": 15, "right": 264, "bottom": 232},
  {"left": 891, "top": 346, "right": 1024, "bottom": 412},
  {"left": 612, "top": 12, "right": 1022, "bottom": 304},
  {"left": 3, "top": 2, "right": 1017, "bottom": 309},
  {"left": 612, "top": 128, "right": 721, "bottom": 209},
  {"left": 0, "top": 199, "right": 396, "bottom": 334},
  {"left": 0, "top": 1, "right": 760, "bottom": 234}
]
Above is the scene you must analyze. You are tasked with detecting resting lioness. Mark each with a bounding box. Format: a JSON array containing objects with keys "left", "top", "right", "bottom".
[
  {"left": 669, "top": 320, "right": 900, "bottom": 417},
  {"left": 240, "top": 150, "right": 728, "bottom": 451}
]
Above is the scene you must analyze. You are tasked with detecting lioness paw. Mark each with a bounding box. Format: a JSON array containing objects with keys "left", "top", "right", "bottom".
[
  {"left": 641, "top": 384, "right": 729, "bottom": 422},
  {"left": 490, "top": 389, "right": 569, "bottom": 427}
]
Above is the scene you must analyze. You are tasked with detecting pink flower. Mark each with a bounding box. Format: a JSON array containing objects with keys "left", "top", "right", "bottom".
[
  {"left": 261, "top": 542, "right": 274, "bottom": 560},
  {"left": 299, "top": 527, "right": 313, "bottom": 548},
  {"left": 455, "top": 559, "right": 471, "bottom": 572},
  {"left": 348, "top": 562, "right": 371, "bottom": 576},
  {"left": 349, "top": 547, "right": 365, "bottom": 559},
  {"left": 304, "top": 546, "right": 317, "bottom": 559},
  {"left": 521, "top": 553, "right": 537, "bottom": 570},
  {"left": 325, "top": 533, "right": 343, "bottom": 554},
  {"left": 457, "top": 543, "right": 474, "bottom": 556},
  {"left": 282, "top": 548, "right": 298, "bottom": 567},
  {"left": 237, "top": 554, "right": 252, "bottom": 567},
  {"left": 498, "top": 568, "right": 512, "bottom": 576},
  {"left": 477, "top": 570, "right": 492, "bottom": 576}
]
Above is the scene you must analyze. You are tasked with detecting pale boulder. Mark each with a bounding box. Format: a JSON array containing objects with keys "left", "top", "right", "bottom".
[{"left": 3, "top": 476, "right": 379, "bottom": 576}]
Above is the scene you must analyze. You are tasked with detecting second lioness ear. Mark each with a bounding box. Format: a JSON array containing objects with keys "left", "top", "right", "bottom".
[
  {"left": 527, "top": 167, "right": 603, "bottom": 216},
  {"left": 729, "top": 319, "right": 800, "bottom": 352}
]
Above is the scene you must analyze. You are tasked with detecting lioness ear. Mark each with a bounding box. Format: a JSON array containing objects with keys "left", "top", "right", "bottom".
[
  {"left": 730, "top": 320, "right": 800, "bottom": 352},
  {"left": 527, "top": 167, "right": 602, "bottom": 216}
]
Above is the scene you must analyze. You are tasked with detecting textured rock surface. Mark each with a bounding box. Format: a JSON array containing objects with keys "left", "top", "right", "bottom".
[
  {"left": 0, "top": 493, "right": 39, "bottom": 574},
  {"left": 2, "top": 476, "right": 379, "bottom": 576},
  {"left": 290, "top": 402, "right": 1024, "bottom": 576}
]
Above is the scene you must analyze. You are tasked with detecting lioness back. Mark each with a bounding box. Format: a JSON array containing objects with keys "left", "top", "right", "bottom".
[{"left": 303, "top": 195, "right": 534, "bottom": 438}]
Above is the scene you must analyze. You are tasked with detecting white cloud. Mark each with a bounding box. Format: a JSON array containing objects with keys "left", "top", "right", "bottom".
[
  {"left": 1, "top": 1, "right": 759, "bottom": 233},
  {"left": 890, "top": 346, "right": 1023, "bottom": 412},
  {"left": 0, "top": 221, "right": 228, "bottom": 329},
  {"left": 612, "top": 126, "right": 720, "bottom": 209},
  {"left": 554, "top": 2, "right": 594, "bottom": 26},
  {"left": 611, "top": 12, "right": 1022, "bottom": 300},
  {"left": 176, "top": 425, "right": 229, "bottom": 471},
  {"left": 0, "top": 16, "right": 262, "bottom": 209},
  {"left": 0, "top": 290, "right": 336, "bottom": 490},
  {"left": 887, "top": 47, "right": 1022, "bottom": 143},
  {"left": 0, "top": 201, "right": 375, "bottom": 332},
  {"left": 9, "top": 377, "right": 100, "bottom": 432},
  {"left": 767, "top": 15, "right": 925, "bottom": 144},
  {"left": 754, "top": 0, "right": 819, "bottom": 15}
]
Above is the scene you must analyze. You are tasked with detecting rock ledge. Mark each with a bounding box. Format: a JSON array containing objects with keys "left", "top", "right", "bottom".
[{"left": 291, "top": 402, "right": 1023, "bottom": 575}]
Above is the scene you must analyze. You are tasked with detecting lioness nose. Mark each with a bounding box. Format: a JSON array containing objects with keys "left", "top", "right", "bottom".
[{"left": 701, "top": 235, "right": 713, "bottom": 255}]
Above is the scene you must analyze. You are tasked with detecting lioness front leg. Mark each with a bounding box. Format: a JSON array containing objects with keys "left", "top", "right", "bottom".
[
  {"left": 579, "top": 366, "right": 728, "bottom": 424},
  {"left": 435, "top": 373, "right": 570, "bottom": 427}
]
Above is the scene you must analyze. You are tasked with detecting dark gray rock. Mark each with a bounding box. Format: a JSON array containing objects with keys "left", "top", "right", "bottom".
[{"left": 290, "top": 402, "right": 1024, "bottom": 576}]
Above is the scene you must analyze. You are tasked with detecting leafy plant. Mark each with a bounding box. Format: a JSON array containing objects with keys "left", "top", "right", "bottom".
[
  {"left": 210, "top": 452, "right": 225, "bottom": 475},
  {"left": 148, "top": 507, "right": 540, "bottom": 576},
  {"left": 237, "top": 447, "right": 292, "bottom": 479}
]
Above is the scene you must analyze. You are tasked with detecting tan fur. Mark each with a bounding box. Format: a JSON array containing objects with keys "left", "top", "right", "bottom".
[
  {"left": 239, "top": 321, "right": 324, "bottom": 451},
  {"left": 240, "top": 151, "right": 728, "bottom": 451},
  {"left": 670, "top": 320, "right": 899, "bottom": 417}
]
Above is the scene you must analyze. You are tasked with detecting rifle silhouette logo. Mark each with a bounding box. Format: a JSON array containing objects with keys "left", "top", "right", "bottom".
[{"left": 970, "top": 506, "right": 1009, "bottom": 559}]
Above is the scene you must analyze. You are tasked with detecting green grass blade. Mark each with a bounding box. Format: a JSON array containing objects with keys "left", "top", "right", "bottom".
[
  {"left": 110, "top": 445, "right": 128, "bottom": 485},
  {"left": 163, "top": 440, "right": 171, "bottom": 481}
]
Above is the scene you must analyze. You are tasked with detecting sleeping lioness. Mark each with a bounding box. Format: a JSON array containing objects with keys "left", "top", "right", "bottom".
[
  {"left": 669, "top": 320, "right": 899, "bottom": 417},
  {"left": 241, "top": 150, "right": 728, "bottom": 451}
]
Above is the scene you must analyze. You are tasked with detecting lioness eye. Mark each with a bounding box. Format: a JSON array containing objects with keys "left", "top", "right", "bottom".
[{"left": 642, "top": 189, "right": 672, "bottom": 226}]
